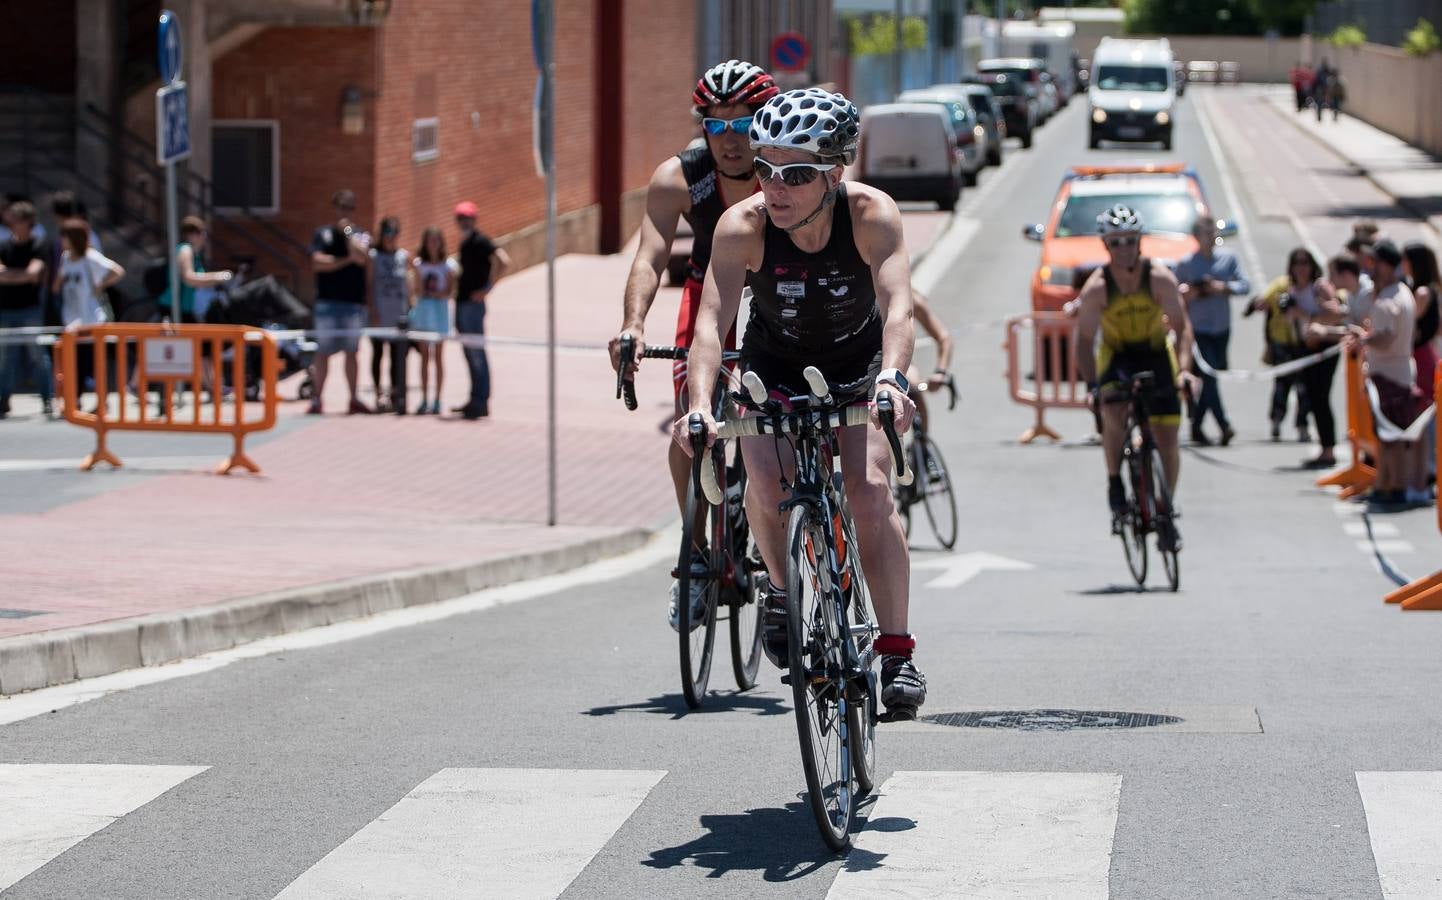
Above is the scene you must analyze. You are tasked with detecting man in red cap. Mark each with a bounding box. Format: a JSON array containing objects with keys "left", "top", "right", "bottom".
[{"left": 453, "top": 200, "right": 511, "bottom": 418}]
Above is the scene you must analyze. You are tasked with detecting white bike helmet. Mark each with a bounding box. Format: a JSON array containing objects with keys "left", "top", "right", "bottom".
[
  {"left": 749, "top": 88, "right": 861, "bottom": 165},
  {"left": 1097, "top": 203, "right": 1145, "bottom": 235}
]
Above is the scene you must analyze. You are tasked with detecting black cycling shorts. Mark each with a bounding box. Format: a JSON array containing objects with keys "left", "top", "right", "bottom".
[
  {"left": 1098, "top": 343, "right": 1182, "bottom": 424},
  {"left": 740, "top": 344, "right": 883, "bottom": 402}
]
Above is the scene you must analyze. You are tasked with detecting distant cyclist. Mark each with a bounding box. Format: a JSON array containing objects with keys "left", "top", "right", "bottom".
[
  {"left": 906, "top": 288, "right": 954, "bottom": 425},
  {"left": 607, "top": 59, "right": 779, "bottom": 633},
  {"left": 677, "top": 88, "right": 928, "bottom": 721},
  {"left": 1075, "top": 205, "right": 1198, "bottom": 546}
]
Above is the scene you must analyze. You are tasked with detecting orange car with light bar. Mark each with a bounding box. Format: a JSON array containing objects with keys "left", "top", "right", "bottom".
[{"left": 1021, "top": 163, "right": 1236, "bottom": 312}]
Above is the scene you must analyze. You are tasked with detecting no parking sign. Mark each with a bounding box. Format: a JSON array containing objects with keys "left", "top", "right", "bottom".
[{"left": 770, "top": 32, "right": 811, "bottom": 73}]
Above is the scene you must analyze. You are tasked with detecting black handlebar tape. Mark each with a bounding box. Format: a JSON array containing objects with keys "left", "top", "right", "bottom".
[
  {"left": 641, "top": 347, "right": 689, "bottom": 360},
  {"left": 616, "top": 336, "right": 638, "bottom": 410}
]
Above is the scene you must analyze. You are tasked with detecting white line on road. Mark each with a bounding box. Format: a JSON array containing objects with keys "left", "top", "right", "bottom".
[
  {"left": 0, "top": 764, "right": 208, "bottom": 891},
  {"left": 911, "top": 551, "right": 1035, "bottom": 590},
  {"left": 1356, "top": 772, "right": 1442, "bottom": 899},
  {"left": 828, "top": 771, "right": 1122, "bottom": 899},
  {"left": 273, "top": 768, "right": 665, "bottom": 900},
  {"left": 0, "top": 532, "right": 676, "bottom": 728},
  {"left": 1345, "top": 521, "right": 1399, "bottom": 537},
  {"left": 1357, "top": 540, "right": 1415, "bottom": 555}
]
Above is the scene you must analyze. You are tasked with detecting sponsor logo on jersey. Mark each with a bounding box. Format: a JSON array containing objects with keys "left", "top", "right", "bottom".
[
  {"left": 829, "top": 285, "right": 849, "bottom": 298},
  {"left": 689, "top": 171, "right": 717, "bottom": 207},
  {"left": 777, "top": 280, "right": 806, "bottom": 300}
]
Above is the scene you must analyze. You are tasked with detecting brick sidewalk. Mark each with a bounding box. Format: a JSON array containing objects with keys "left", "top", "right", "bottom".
[{"left": 0, "top": 211, "right": 949, "bottom": 646}]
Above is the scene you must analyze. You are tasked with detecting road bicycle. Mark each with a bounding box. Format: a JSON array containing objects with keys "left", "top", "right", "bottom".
[
  {"left": 893, "top": 374, "right": 959, "bottom": 549},
  {"left": 615, "top": 337, "right": 764, "bottom": 708},
  {"left": 695, "top": 365, "right": 911, "bottom": 851},
  {"left": 1110, "top": 371, "right": 1181, "bottom": 591}
]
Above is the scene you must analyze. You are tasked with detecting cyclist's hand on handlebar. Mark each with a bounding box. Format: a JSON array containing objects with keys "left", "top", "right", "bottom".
[
  {"left": 671, "top": 408, "right": 718, "bottom": 458},
  {"left": 608, "top": 329, "right": 645, "bottom": 375},
  {"left": 871, "top": 384, "right": 915, "bottom": 434}
]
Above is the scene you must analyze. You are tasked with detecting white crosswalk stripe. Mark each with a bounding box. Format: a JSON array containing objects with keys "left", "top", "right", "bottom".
[
  {"left": 1356, "top": 772, "right": 1442, "bottom": 899},
  {"left": 829, "top": 771, "right": 1122, "bottom": 898},
  {"left": 273, "top": 767, "right": 666, "bottom": 900},
  {"left": 0, "top": 763, "right": 208, "bottom": 892}
]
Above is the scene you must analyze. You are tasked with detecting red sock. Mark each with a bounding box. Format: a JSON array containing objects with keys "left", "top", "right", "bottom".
[{"left": 875, "top": 633, "right": 914, "bottom": 659}]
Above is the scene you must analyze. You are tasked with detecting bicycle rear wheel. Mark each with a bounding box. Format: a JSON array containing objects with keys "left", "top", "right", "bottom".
[
  {"left": 728, "top": 464, "right": 763, "bottom": 690},
  {"left": 1149, "top": 447, "right": 1180, "bottom": 592},
  {"left": 785, "top": 504, "right": 854, "bottom": 851},
  {"left": 843, "top": 536, "right": 877, "bottom": 797},
  {"left": 920, "top": 435, "right": 959, "bottom": 550},
  {"left": 1121, "top": 449, "right": 1148, "bottom": 586},
  {"left": 678, "top": 455, "right": 721, "bottom": 709}
]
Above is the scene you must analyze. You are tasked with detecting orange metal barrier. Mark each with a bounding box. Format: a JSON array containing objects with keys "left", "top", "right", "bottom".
[
  {"left": 1386, "top": 361, "right": 1442, "bottom": 611},
  {"left": 1315, "top": 347, "right": 1378, "bottom": 500},
  {"left": 1004, "top": 312, "right": 1089, "bottom": 443},
  {"left": 55, "top": 323, "right": 279, "bottom": 474}
]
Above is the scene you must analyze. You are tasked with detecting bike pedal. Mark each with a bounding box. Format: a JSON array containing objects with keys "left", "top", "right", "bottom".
[{"left": 779, "top": 672, "right": 793, "bottom": 686}]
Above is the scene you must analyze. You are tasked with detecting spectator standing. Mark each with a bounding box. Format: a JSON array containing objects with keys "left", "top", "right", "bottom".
[
  {"left": 1311, "top": 59, "right": 1332, "bottom": 122},
  {"left": 1289, "top": 62, "right": 1314, "bottom": 112},
  {"left": 1342, "top": 238, "right": 1377, "bottom": 325},
  {"left": 452, "top": 201, "right": 511, "bottom": 420},
  {"left": 1245, "top": 250, "right": 1317, "bottom": 442},
  {"left": 44, "top": 192, "right": 102, "bottom": 328},
  {"left": 158, "top": 216, "right": 233, "bottom": 322},
  {"left": 1351, "top": 240, "right": 1427, "bottom": 508},
  {"left": 0, "top": 201, "right": 53, "bottom": 418},
  {"left": 369, "top": 217, "right": 411, "bottom": 414},
  {"left": 1278, "top": 249, "right": 1345, "bottom": 469},
  {"left": 52, "top": 219, "right": 124, "bottom": 410},
  {"left": 1403, "top": 242, "right": 1440, "bottom": 486},
  {"left": 410, "top": 226, "right": 457, "bottom": 415},
  {"left": 1175, "top": 213, "right": 1249, "bottom": 446},
  {"left": 308, "top": 189, "right": 372, "bottom": 415}
]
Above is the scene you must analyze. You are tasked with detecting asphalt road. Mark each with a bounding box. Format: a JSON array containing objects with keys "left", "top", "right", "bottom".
[{"left": 4, "top": 86, "right": 1442, "bottom": 899}]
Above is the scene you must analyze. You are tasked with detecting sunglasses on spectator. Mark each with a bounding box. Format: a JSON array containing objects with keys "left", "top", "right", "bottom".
[
  {"left": 1103, "top": 235, "right": 1140, "bottom": 249},
  {"left": 753, "top": 158, "right": 837, "bottom": 187},
  {"left": 701, "top": 116, "right": 753, "bottom": 136}
]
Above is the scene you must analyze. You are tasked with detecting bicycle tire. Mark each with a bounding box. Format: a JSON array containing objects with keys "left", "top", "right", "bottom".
[
  {"left": 1149, "top": 446, "right": 1181, "bottom": 592},
  {"left": 786, "top": 504, "right": 854, "bottom": 851},
  {"left": 1121, "top": 448, "right": 1148, "bottom": 586},
  {"left": 919, "top": 435, "right": 959, "bottom": 550},
  {"left": 843, "top": 522, "right": 878, "bottom": 797},
  {"left": 727, "top": 461, "right": 763, "bottom": 690},
  {"left": 677, "top": 454, "right": 720, "bottom": 709}
]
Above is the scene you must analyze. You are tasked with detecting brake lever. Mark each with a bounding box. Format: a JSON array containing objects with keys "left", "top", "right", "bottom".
[{"left": 616, "top": 335, "right": 637, "bottom": 410}]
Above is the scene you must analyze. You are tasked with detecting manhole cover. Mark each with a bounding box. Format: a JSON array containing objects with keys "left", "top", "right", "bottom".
[{"left": 921, "top": 709, "right": 1184, "bottom": 731}]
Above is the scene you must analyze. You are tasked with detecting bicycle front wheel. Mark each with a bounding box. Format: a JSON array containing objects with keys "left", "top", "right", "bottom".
[
  {"left": 728, "top": 464, "right": 763, "bottom": 689},
  {"left": 785, "top": 504, "right": 854, "bottom": 851},
  {"left": 678, "top": 455, "right": 721, "bottom": 709},
  {"left": 1149, "top": 446, "right": 1180, "bottom": 592},
  {"left": 1121, "top": 449, "right": 1148, "bottom": 586},
  {"left": 919, "top": 435, "right": 959, "bottom": 550}
]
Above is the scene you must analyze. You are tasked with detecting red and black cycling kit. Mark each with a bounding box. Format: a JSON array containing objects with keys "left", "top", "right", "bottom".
[
  {"left": 673, "top": 145, "right": 745, "bottom": 395},
  {"left": 742, "top": 184, "right": 883, "bottom": 395}
]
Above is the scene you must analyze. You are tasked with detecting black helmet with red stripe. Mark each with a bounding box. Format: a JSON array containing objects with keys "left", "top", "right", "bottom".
[{"left": 693, "top": 59, "right": 779, "bottom": 112}]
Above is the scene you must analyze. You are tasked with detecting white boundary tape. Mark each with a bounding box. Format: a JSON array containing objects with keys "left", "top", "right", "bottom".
[
  {"left": 1191, "top": 340, "right": 1343, "bottom": 382},
  {"left": 1364, "top": 377, "right": 1437, "bottom": 443}
]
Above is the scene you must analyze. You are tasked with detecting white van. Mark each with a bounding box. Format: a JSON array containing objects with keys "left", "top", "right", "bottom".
[
  {"left": 1087, "top": 37, "right": 1176, "bottom": 150},
  {"left": 858, "top": 103, "right": 963, "bottom": 211}
]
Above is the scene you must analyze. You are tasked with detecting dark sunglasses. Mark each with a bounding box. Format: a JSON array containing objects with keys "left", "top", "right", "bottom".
[
  {"left": 753, "top": 158, "right": 836, "bottom": 187},
  {"left": 701, "top": 116, "right": 753, "bottom": 136},
  {"left": 1104, "top": 235, "right": 1140, "bottom": 249}
]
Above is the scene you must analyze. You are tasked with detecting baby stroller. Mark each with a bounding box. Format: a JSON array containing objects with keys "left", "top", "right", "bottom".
[{"left": 202, "top": 273, "right": 315, "bottom": 401}]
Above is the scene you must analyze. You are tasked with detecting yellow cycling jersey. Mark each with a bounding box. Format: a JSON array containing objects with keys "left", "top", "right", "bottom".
[
  {"left": 1099, "top": 259, "right": 1167, "bottom": 352},
  {"left": 1260, "top": 275, "right": 1302, "bottom": 346}
]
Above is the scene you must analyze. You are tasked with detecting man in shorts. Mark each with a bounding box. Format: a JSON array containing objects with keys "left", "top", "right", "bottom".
[{"left": 309, "top": 189, "right": 372, "bottom": 415}]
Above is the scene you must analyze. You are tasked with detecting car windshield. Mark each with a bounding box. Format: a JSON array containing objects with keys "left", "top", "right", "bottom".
[
  {"left": 1094, "top": 64, "right": 1169, "bottom": 92},
  {"left": 982, "top": 77, "right": 1023, "bottom": 97},
  {"left": 1055, "top": 190, "right": 1198, "bottom": 238},
  {"left": 981, "top": 66, "right": 1033, "bottom": 83}
]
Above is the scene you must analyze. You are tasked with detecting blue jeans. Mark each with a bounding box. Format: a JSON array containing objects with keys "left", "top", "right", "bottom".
[
  {"left": 1188, "top": 330, "right": 1230, "bottom": 431},
  {"left": 455, "top": 301, "right": 490, "bottom": 410},
  {"left": 0, "top": 306, "right": 53, "bottom": 403}
]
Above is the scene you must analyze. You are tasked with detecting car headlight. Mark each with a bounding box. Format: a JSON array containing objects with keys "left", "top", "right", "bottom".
[
  {"left": 1040, "top": 265, "right": 1075, "bottom": 286},
  {"left": 1091, "top": 108, "right": 1107, "bottom": 124},
  {"left": 1155, "top": 110, "right": 1171, "bottom": 126}
]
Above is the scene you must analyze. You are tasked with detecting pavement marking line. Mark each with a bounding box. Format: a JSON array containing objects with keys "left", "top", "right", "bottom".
[
  {"left": 827, "top": 771, "right": 1121, "bottom": 899},
  {"left": 1357, "top": 540, "right": 1415, "bottom": 555},
  {"left": 911, "top": 551, "right": 1034, "bottom": 590},
  {"left": 273, "top": 768, "right": 665, "bottom": 900},
  {"left": 1356, "top": 772, "right": 1442, "bottom": 899},
  {"left": 0, "top": 532, "right": 676, "bottom": 728},
  {"left": 1345, "top": 521, "right": 1399, "bottom": 537},
  {"left": 0, "top": 764, "right": 209, "bottom": 891}
]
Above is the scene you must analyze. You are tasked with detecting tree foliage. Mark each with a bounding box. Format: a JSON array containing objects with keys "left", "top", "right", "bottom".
[
  {"left": 1327, "top": 24, "right": 1366, "bottom": 47},
  {"left": 1402, "top": 18, "right": 1441, "bottom": 56},
  {"left": 847, "top": 15, "right": 928, "bottom": 56},
  {"left": 1123, "top": 0, "right": 1265, "bottom": 36}
]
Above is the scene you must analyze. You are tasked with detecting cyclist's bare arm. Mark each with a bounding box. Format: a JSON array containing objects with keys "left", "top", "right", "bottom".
[
  {"left": 1074, "top": 270, "right": 1108, "bottom": 386},
  {"left": 683, "top": 202, "right": 766, "bottom": 440},
  {"left": 611, "top": 157, "right": 690, "bottom": 371},
  {"left": 911, "top": 290, "right": 954, "bottom": 376},
  {"left": 852, "top": 186, "right": 914, "bottom": 376},
  {"left": 1152, "top": 263, "right": 1194, "bottom": 377}
]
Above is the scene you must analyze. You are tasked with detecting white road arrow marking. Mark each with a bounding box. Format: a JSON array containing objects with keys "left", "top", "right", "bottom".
[{"left": 912, "top": 551, "right": 1034, "bottom": 590}]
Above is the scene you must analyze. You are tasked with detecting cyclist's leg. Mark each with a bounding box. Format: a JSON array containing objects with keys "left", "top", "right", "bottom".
[
  {"left": 1151, "top": 346, "right": 1184, "bottom": 491},
  {"left": 837, "top": 425, "right": 910, "bottom": 636},
  {"left": 738, "top": 433, "right": 794, "bottom": 581}
]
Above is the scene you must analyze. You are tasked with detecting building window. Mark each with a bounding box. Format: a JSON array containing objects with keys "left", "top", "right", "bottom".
[
  {"left": 212, "top": 121, "right": 279, "bottom": 215},
  {"left": 412, "top": 117, "right": 439, "bottom": 163}
]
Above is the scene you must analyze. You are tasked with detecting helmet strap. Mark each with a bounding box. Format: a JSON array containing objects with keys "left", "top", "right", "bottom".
[{"left": 782, "top": 188, "right": 835, "bottom": 234}]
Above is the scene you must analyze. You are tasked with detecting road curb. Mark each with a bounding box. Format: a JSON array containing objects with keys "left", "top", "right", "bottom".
[
  {"left": 0, "top": 526, "right": 652, "bottom": 697},
  {"left": 1263, "top": 93, "right": 1442, "bottom": 240}
]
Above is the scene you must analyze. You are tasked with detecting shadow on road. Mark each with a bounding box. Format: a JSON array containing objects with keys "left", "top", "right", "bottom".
[
  {"left": 1073, "top": 583, "right": 1176, "bottom": 595},
  {"left": 582, "top": 690, "right": 789, "bottom": 720},
  {"left": 643, "top": 797, "right": 904, "bottom": 881}
]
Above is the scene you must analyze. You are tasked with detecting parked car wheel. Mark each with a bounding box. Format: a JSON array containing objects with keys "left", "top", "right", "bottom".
[
  {"left": 1088, "top": 129, "right": 1100, "bottom": 150},
  {"left": 939, "top": 179, "right": 959, "bottom": 212},
  {"left": 988, "top": 145, "right": 1003, "bottom": 166}
]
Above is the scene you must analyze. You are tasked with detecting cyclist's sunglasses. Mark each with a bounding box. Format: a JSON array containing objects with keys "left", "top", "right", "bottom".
[
  {"left": 753, "top": 158, "right": 837, "bottom": 187},
  {"left": 701, "top": 116, "right": 753, "bottom": 136},
  {"left": 1104, "top": 235, "right": 1140, "bottom": 249}
]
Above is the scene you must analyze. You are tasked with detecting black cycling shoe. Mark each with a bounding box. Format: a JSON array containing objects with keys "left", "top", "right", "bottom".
[
  {"left": 1108, "top": 476, "right": 1126, "bottom": 514},
  {"left": 761, "top": 586, "right": 789, "bottom": 669},
  {"left": 879, "top": 655, "right": 927, "bottom": 722}
]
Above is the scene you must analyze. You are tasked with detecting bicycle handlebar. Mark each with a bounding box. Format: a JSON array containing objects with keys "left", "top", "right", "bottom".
[{"left": 616, "top": 335, "right": 638, "bottom": 410}]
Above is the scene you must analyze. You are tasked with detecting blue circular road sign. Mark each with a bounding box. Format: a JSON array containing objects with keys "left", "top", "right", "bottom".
[{"left": 158, "top": 11, "right": 183, "bottom": 85}]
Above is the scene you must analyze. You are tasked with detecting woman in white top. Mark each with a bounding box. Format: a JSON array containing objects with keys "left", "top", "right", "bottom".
[
  {"left": 51, "top": 218, "right": 125, "bottom": 408},
  {"left": 410, "top": 226, "right": 458, "bottom": 415}
]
